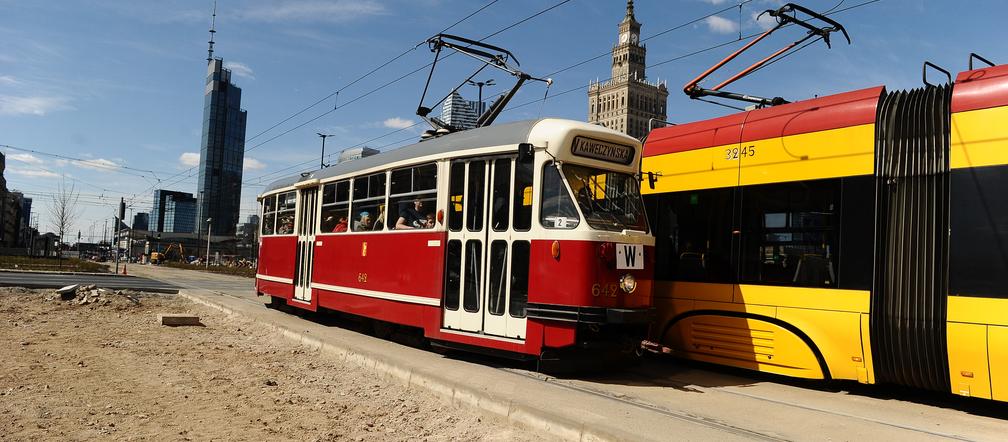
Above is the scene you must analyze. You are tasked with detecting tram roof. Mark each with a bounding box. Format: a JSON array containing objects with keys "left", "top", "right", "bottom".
[{"left": 262, "top": 119, "right": 543, "bottom": 195}]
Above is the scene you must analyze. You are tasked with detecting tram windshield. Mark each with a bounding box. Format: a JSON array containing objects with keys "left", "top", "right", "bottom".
[{"left": 562, "top": 163, "right": 648, "bottom": 232}]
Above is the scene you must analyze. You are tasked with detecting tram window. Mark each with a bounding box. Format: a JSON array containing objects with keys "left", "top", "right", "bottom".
[
  {"left": 739, "top": 179, "right": 841, "bottom": 288},
  {"left": 491, "top": 159, "right": 511, "bottom": 231},
  {"left": 837, "top": 176, "right": 873, "bottom": 290},
  {"left": 649, "top": 188, "right": 735, "bottom": 282},
  {"left": 540, "top": 162, "right": 579, "bottom": 230},
  {"left": 351, "top": 172, "right": 387, "bottom": 232},
  {"left": 463, "top": 240, "right": 482, "bottom": 312},
  {"left": 509, "top": 240, "right": 530, "bottom": 318},
  {"left": 950, "top": 166, "right": 1008, "bottom": 298},
  {"left": 513, "top": 159, "right": 533, "bottom": 231},
  {"left": 276, "top": 191, "right": 296, "bottom": 235},
  {"left": 448, "top": 162, "right": 465, "bottom": 232},
  {"left": 389, "top": 163, "right": 437, "bottom": 230},
  {"left": 261, "top": 195, "right": 276, "bottom": 236},
  {"left": 444, "top": 240, "right": 462, "bottom": 310},
  {"left": 320, "top": 180, "right": 350, "bottom": 233},
  {"left": 488, "top": 240, "right": 508, "bottom": 316},
  {"left": 466, "top": 161, "right": 486, "bottom": 232}
]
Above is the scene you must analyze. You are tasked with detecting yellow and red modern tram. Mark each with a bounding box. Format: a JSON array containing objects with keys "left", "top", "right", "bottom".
[{"left": 642, "top": 61, "right": 1008, "bottom": 400}]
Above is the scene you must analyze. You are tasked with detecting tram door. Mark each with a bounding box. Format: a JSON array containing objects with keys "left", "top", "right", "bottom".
[
  {"left": 443, "top": 157, "right": 528, "bottom": 339},
  {"left": 293, "top": 186, "right": 319, "bottom": 303}
]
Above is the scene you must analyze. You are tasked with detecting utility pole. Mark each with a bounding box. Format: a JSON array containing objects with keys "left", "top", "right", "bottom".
[
  {"left": 467, "top": 78, "right": 495, "bottom": 116},
  {"left": 205, "top": 217, "right": 212, "bottom": 269},
  {"left": 317, "top": 133, "right": 333, "bottom": 169}
]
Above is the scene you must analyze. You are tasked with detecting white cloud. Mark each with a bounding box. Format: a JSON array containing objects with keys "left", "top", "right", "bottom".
[
  {"left": 705, "top": 16, "right": 739, "bottom": 34},
  {"left": 752, "top": 11, "right": 777, "bottom": 31},
  {"left": 0, "top": 75, "right": 18, "bottom": 85},
  {"left": 179, "top": 152, "right": 201, "bottom": 167},
  {"left": 382, "top": 117, "right": 415, "bottom": 129},
  {"left": 239, "top": 0, "right": 386, "bottom": 23},
  {"left": 243, "top": 157, "right": 266, "bottom": 171},
  {"left": 0, "top": 95, "right": 72, "bottom": 116},
  {"left": 73, "top": 158, "right": 119, "bottom": 171},
  {"left": 8, "top": 168, "right": 58, "bottom": 178},
  {"left": 701, "top": 0, "right": 728, "bottom": 4},
  {"left": 224, "top": 61, "right": 255, "bottom": 80},
  {"left": 7, "top": 153, "right": 43, "bottom": 165}
]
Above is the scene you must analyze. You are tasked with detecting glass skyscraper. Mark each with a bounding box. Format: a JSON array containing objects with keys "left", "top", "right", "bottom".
[
  {"left": 152, "top": 189, "right": 196, "bottom": 233},
  {"left": 196, "top": 57, "right": 247, "bottom": 237},
  {"left": 164, "top": 194, "right": 197, "bottom": 234}
]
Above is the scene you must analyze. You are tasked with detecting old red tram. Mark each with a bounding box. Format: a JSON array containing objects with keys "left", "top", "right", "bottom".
[{"left": 255, "top": 119, "right": 654, "bottom": 361}]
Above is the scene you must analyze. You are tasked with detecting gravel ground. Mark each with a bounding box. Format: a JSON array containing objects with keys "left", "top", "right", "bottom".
[{"left": 0, "top": 287, "right": 550, "bottom": 441}]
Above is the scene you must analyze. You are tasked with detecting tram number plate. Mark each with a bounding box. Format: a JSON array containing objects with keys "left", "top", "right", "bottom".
[{"left": 616, "top": 244, "right": 644, "bottom": 270}]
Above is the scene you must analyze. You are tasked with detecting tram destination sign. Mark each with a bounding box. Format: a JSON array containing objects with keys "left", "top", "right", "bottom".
[{"left": 571, "top": 137, "right": 635, "bottom": 165}]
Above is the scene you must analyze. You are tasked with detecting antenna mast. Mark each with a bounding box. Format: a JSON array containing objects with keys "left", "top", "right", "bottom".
[{"left": 206, "top": 1, "right": 217, "bottom": 63}]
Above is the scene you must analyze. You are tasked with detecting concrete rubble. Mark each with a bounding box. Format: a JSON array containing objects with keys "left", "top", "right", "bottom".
[{"left": 47, "top": 284, "right": 142, "bottom": 306}]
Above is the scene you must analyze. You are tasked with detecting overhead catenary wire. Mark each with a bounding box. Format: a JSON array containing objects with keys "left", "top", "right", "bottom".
[{"left": 242, "top": 0, "right": 502, "bottom": 145}]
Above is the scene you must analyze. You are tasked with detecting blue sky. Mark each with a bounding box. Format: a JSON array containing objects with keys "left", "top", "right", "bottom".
[{"left": 1, "top": 0, "right": 1005, "bottom": 242}]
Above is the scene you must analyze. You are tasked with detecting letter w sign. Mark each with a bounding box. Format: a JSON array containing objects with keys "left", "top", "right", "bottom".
[{"left": 616, "top": 244, "right": 644, "bottom": 270}]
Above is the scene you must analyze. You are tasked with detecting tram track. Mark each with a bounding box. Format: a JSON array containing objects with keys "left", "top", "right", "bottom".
[
  {"left": 499, "top": 363, "right": 977, "bottom": 442},
  {"left": 496, "top": 366, "right": 789, "bottom": 441}
]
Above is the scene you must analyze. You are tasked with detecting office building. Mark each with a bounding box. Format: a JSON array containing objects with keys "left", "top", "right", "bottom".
[
  {"left": 132, "top": 212, "right": 149, "bottom": 231},
  {"left": 152, "top": 189, "right": 194, "bottom": 232},
  {"left": 164, "top": 193, "right": 197, "bottom": 234},
  {"left": 441, "top": 91, "right": 479, "bottom": 130},
  {"left": 587, "top": 0, "right": 668, "bottom": 139},
  {"left": 196, "top": 14, "right": 247, "bottom": 237}
]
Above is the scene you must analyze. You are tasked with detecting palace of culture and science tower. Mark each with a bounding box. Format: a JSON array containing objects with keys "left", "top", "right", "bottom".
[{"left": 588, "top": 1, "right": 668, "bottom": 140}]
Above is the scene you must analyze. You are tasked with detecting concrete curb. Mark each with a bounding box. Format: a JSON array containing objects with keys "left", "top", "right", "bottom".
[
  {"left": 176, "top": 291, "right": 620, "bottom": 442},
  {"left": 0, "top": 268, "right": 130, "bottom": 277}
]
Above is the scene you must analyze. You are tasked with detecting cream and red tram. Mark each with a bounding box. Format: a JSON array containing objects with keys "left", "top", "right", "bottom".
[{"left": 255, "top": 118, "right": 654, "bottom": 361}]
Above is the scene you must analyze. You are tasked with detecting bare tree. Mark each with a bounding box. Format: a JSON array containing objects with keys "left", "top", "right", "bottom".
[{"left": 48, "top": 175, "right": 81, "bottom": 256}]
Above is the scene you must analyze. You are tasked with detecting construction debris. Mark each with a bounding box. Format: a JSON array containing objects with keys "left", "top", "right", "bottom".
[
  {"left": 48, "top": 284, "right": 143, "bottom": 307},
  {"left": 158, "top": 313, "right": 202, "bottom": 327}
]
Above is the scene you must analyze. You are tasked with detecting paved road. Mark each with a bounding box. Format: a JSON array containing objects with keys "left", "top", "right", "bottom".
[
  {"left": 0, "top": 270, "right": 179, "bottom": 293},
  {"left": 124, "top": 264, "right": 1008, "bottom": 441}
]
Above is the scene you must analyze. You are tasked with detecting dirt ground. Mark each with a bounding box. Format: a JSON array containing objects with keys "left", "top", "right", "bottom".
[{"left": 0, "top": 287, "right": 549, "bottom": 441}]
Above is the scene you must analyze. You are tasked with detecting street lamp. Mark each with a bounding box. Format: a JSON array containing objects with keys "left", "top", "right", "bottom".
[
  {"left": 467, "top": 78, "right": 495, "bottom": 116},
  {"left": 205, "top": 217, "right": 212, "bottom": 269},
  {"left": 317, "top": 133, "right": 333, "bottom": 169}
]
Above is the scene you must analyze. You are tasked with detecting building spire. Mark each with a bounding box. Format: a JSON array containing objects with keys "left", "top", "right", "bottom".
[
  {"left": 625, "top": 0, "right": 635, "bottom": 21},
  {"left": 206, "top": 1, "right": 217, "bottom": 63}
]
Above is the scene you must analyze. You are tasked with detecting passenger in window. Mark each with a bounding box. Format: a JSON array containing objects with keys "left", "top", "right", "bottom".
[
  {"left": 395, "top": 198, "right": 429, "bottom": 230},
  {"left": 353, "top": 211, "right": 372, "bottom": 231},
  {"left": 276, "top": 215, "right": 294, "bottom": 234},
  {"left": 424, "top": 213, "right": 436, "bottom": 228},
  {"left": 332, "top": 216, "right": 348, "bottom": 233}
]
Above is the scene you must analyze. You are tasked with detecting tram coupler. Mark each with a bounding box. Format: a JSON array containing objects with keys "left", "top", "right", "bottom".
[{"left": 639, "top": 340, "right": 673, "bottom": 356}]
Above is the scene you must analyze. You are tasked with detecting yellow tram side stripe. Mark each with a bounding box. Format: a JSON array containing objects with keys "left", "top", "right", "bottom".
[
  {"left": 951, "top": 105, "right": 1008, "bottom": 169},
  {"left": 643, "top": 123, "right": 875, "bottom": 193}
]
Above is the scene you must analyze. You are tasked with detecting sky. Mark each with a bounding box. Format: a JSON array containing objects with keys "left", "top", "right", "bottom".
[{"left": 1, "top": 0, "right": 1005, "bottom": 243}]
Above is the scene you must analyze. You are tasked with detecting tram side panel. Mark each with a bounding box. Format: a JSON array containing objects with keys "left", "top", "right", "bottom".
[
  {"left": 947, "top": 63, "right": 1008, "bottom": 401},
  {"left": 310, "top": 231, "right": 446, "bottom": 331},
  {"left": 643, "top": 87, "right": 881, "bottom": 382},
  {"left": 256, "top": 235, "right": 298, "bottom": 300}
]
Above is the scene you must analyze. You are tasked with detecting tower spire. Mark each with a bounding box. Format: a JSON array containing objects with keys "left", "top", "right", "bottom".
[
  {"left": 625, "top": 0, "right": 635, "bottom": 21},
  {"left": 206, "top": 1, "right": 217, "bottom": 63}
]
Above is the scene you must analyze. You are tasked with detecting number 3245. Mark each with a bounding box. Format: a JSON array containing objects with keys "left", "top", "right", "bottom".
[{"left": 726, "top": 146, "right": 756, "bottom": 160}]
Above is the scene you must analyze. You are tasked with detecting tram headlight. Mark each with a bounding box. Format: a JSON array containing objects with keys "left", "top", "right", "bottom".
[{"left": 619, "top": 274, "right": 637, "bottom": 294}]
